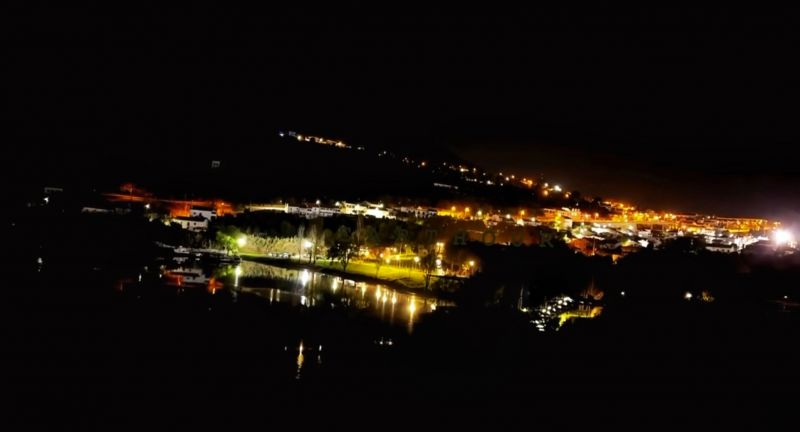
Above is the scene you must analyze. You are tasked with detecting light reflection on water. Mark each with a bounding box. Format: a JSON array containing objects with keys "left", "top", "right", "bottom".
[
  {"left": 227, "top": 261, "right": 448, "bottom": 332},
  {"left": 153, "top": 261, "right": 449, "bottom": 380}
]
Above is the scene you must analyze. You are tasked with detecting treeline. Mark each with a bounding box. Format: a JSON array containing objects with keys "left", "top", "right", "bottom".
[{"left": 10, "top": 206, "right": 194, "bottom": 266}]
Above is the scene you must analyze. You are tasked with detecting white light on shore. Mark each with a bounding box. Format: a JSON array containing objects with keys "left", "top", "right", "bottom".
[{"left": 774, "top": 229, "right": 794, "bottom": 246}]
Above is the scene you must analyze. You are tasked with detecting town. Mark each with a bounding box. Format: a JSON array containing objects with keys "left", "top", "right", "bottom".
[{"left": 33, "top": 167, "right": 791, "bottom": 290}]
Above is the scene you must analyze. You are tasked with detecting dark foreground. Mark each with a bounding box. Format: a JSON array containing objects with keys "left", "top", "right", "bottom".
[{"left": 4, "top": 258, "right": 800, "bottom": 427}]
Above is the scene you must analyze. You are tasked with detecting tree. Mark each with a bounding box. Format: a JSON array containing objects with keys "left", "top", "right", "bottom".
[
  {"left": 214, "top": 225, "right": 244, "bottom": 254},
  {"left": 321, "top": 228, "right": 334, "bottom": 260},
  {"left": 662, "top": 236, "right": 707, "bottom": 254},
  {"left": 307, "top": 219, "right": 324, "bottom": 264},
  {"left": 334, "top": 225, "right": 351, "bottom": 243},
  {"left": 328, "top": 225, "right": 355, "bottom": 271},
  {"left": 364, "top": 225, "right": 380, "bottom": 247},
  {"left": 327, "top": 241, "right": 354, "bottom": 271},
  {"left": 420, "top": 251, "right": 438, "bottom": 290},
  {"left": 355, "top": 214, "right": 364, "bottom": 245},
  {"left": 280, "top": 221, "right": 295, "bottom": 237},
  {"left": 378, "top": 222, "right": 397, "bottom": 245},
  {"left": 296, "top": 224, "right": 306, "bottom": 259}
]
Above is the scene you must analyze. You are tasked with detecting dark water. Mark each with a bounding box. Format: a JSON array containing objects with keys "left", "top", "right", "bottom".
[
  {"left": 5, "top": 256, "right": 800, "bottom": 425},
  {"left": 233, "top": 261, "right": 450, "bottom": 334}
]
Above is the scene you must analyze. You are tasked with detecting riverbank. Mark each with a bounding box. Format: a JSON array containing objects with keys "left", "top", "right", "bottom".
[{"left": 240, "top": 254, "right": 431, "bottom": 294}]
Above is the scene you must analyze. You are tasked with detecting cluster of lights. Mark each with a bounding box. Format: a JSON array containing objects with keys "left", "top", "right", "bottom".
[{"left": 530, "top": 296, "right": 574, "bottom": 332}]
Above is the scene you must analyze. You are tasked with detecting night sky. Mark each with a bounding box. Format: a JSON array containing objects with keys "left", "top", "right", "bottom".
[{"left": 7, "top": 7, "right": 800, "bottom": 220}]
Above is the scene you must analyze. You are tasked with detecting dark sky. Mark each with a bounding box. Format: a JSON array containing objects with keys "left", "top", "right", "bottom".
[{"left": 6, "top": 7, "right": 800, "bottom": 220}]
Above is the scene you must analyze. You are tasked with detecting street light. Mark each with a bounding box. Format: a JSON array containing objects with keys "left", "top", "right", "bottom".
[{"left": 236, "top": 236, "right": 247, "bottom": 247}]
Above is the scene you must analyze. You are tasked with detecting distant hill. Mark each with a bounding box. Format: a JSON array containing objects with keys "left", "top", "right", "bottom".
[{"left": 11, "top": 133, "right": 568, "bottom": 210}]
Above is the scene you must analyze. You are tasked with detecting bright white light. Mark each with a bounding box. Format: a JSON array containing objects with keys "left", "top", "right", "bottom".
[
  {"left": 435, "top": 259, "right": 442, "bottom": 266},
  {"left": 684, "top": 291, "right": 693, "bottom": 300},
  {"left": 234, "top": 265, "right": 242, "bottom": 276},
  {"left": 303, "top": 240, "right": 313, "bottom": 249},
  {"left": 774, "top": 229, "right": 794, "bottom": 246},
  {"left": 300, "top": 269, "right": 310, "bottom": 285},
  {"left": 554, "top": 185, "right": 562, "bottom": 192},
  {"left": 236, "top": 236, "right": 247, "bottom": 247}
]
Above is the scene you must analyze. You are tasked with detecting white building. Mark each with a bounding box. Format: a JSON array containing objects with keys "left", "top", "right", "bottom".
[
  {"left": 706, "top": 243, "right": 738, "bottom": 253},
  {"left": 189, "top": 206, "right": 216, "bottom": 220},
  {"left": 395, "top": 206, "right": 438, "bottom": 219},
  {"left": 339, "top": 202, "right": 393, "bottom": 219},
  {"left": 286, "top": 206, "right": 342, "bottom": 219},
  {"left": 174, "top": 216, "right": 209, "bottom": 232}
]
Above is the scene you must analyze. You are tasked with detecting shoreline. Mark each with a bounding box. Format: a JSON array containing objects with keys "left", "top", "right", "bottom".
[{"left": 240, "top": 255, "right": 440, "bottom": 299}]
